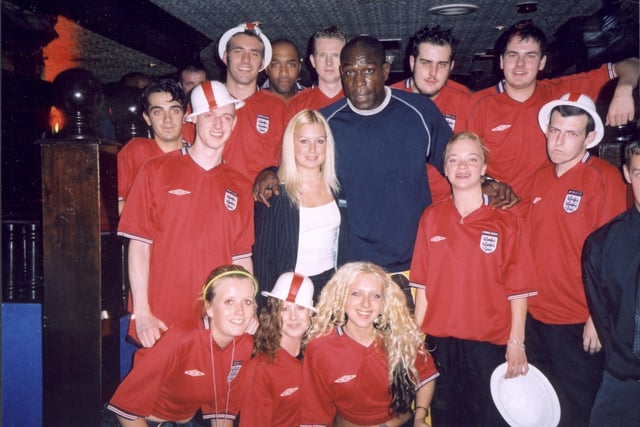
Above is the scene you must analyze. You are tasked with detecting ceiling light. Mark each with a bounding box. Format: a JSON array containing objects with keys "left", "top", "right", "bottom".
[
  {"left": 517, "top": 2, "right": 538, "bottom": 13},
  {"left": 428, "top": 3, "right": 479, "bottom": 16}
]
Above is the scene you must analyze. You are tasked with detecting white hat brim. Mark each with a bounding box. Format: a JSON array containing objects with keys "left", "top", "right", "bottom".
[
  {"left": 261, "top": 290, "right": 317, "bottom": 312},
  {"left": 538, "top": 99, "right": 604, "bottom": 149},
  {"left": 218, "top": 24, "right": 272, "bottom": 72}
]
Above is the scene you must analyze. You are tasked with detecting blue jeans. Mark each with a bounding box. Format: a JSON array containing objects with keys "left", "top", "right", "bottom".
[{"left": 589, "top": 371, "right": 640, "bottom": 427}]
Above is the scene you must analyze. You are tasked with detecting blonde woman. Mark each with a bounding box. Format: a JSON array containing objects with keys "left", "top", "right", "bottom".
[
  {"left": 105, "top": 265, "right": 257, "bottom": 427},
  {"left": 300, "top": 262, "right": 438, "bottom": 427},
  {"left": 410, "top": 132, "right": 536, "bottom": 427},
  {"left": 253, "top": 109, "right": 345, "bottom": 304}
]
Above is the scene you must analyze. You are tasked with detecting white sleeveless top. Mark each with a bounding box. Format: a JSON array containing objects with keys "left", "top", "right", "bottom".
[{"left": 295, "top": 200, "right": 340, "bottom": 276}]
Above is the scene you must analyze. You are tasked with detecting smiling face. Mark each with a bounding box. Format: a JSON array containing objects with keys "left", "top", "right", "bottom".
[
  {"left": 500, "top": 36, "right": 546, "bottom": 92},
  {"left": 409, "top": 42, "right": 453, "bottom": 98},
  {"left": 192, "top": 103, "right": 236, "bottom": 151},
  {"left": 206, "top": 277, "right": 256, "bottom": 347},
  {"left": 340, "top": 44, "right": 390, "bottom": 110},
  {"left": 344, "top": 273, "right": 383, "bottom": 333},
  {"left": 444, "top": 135, "right": 487, "bottom": 190},
  {"left": 223, "top": 33, "right": 264, "bottom": 86},
  {"left": 142, "top": 91, "right": 184, "bottom": 146},
  {"left": 293, "top": 122, "right": 327, "bottom": 172},
  {"left": 279, "top": 301, "right": 312, "bottom": 341},
  {"left": 546, "top": 111, "right": 594, "bottom": 176},
  {"left": 265, "top": 41, "right": 301, "bottom": 98},
  {"left": 311, "top": 37, "right": 345, "bottom": 85}
]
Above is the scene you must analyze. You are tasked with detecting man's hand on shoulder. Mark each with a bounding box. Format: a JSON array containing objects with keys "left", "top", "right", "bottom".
[
  {"left": 252, "top": 169, "right": 280, "bottom": 207},
  {"left": 482, "top": 179, "right": 520, "bottom": 209}
]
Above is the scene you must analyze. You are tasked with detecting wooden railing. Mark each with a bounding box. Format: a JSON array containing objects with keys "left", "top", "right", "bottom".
[{"left": 2, "top": 220, "right": 43, "bottom": 303}]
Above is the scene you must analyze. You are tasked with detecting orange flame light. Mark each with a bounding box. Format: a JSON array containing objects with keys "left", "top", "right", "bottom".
[{"left": 49, "top": 106, "right": 64, "bottom": 135}]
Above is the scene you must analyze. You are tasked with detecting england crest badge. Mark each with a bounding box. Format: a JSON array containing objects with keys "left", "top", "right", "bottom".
[
  {"left": 563, "top": 190, "right": 583, "bottom": 213},
  {"left": 480, "top": 230, "right": 498, "bottom": 254},
  {"left": 227, "top": 360, "right": 243, "bottom": 382},
  {"left": 224, "top": 189, "right": 238, "bottom": 211},
  {"left": 256, "top": 114, "right": 270, "bottom": 134}
]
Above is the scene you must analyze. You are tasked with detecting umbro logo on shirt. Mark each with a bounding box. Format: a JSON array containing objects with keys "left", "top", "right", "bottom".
[
  {"left": 280, "top": 387, "right": 299, "bottom": 397},
  {"left": 430, "top": 236, "right": 446, "bottom": 242},
  {"left": 532, "top": 197, "right": 542, "bottom": 204},
  {"left": 184, "top": 369, "right": 205, "bottom": 376},
  {"left": 491, "top": 124, "right": 511, "bottom": 132},
  {"left": 169, "top": 189, "right": 191, "bottom": 196},
  {"left": 334, "top": 375, "right": 356, "bottom": 383}
]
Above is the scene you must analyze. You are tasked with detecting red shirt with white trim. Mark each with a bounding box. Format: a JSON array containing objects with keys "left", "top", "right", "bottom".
[
  {"left": 224, "top": 89, "right": 287, "bottom": 180},
  {"left": 118, "top": 149, "right": 254, "bottom": 341},
  {"left": 107, "top": 326, "right": 253, "bottom": 422},
  {"left": 527, "top": 154, "right": 627, "bottom": 324},
  {"left": 466, "top": 64, "right": 614, "bottom": 214},
  {"left": 410, "top": 198, "right": 537, "bottom": 344},
  {"left": 300, "top": 327, "right": 438, "bottom": 426},
  {"left": 391, "top": 78, "right": 471, "bottom": 133},
  {"left": 117, "top": 137, "right": 164, "bottom": 202},
  {"left": 287, "top": 86, "right": 345, "bottom": 117},
  {"left": 239, "top": 348, "right": 303, "bottom": 427}
]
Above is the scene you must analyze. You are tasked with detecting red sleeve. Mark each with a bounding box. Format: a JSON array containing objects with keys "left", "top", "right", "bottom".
[
  {"left": 409, "top": 210, "right": 432, "bottom": 290},
  {"left": 108, "top": 331, "right": 181, "bottom": 419},
  {"left": 117, "top": 158, "right": 157, "bottom": 242},
  {"left": 427, "top": 164, "right": 450, "bottom": 204}
]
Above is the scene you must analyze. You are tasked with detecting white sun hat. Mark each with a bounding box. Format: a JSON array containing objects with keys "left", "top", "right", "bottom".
[
  {"left": 261, "top": 272, "right": 316, "bottom": 311},
  {"left": 491, "top": 362, "right": 561, "bottom": 427},
  {"left": 538, "top": 92, "right": 605, "bottom": 149},
  {"left": 185, "top": 80, "right": 244, "bottom": 122},
  {"left": 217, "top": 22, "right": 272, "bottom": 72}
]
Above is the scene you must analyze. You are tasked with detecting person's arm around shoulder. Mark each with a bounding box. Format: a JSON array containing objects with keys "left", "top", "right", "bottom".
[
  {"left": 128, "top": 239, "right": 167, "bottom": 348},
  {"left": 253, "top": 168, "right": 280, "bottom": 207},
  {"left": 607, "top": 57, "right": 639, "bottom": 126}
]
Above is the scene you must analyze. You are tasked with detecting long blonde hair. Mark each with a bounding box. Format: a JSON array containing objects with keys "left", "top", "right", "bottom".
[
  {"left": 278, "top": 109, "right": 339, "bottom": 206},
  {"left": 307, "top": 262, "right": 426, "bottom": 400}
]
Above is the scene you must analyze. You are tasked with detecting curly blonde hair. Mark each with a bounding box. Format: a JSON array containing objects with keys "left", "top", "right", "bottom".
[{"left": 307, "top": 262, "right": 426, "bottom": 412}]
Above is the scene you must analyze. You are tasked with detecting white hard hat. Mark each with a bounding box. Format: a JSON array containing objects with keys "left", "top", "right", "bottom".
[
  {"left": 261, "top": 272, "right": 316, "bottom": 311},
  {"left": 218, "top": 22, "right": 272, "bottom": 72},
  {"left": 185, "top": 80, "right": 244, "bottom": 122},
  {"left": 538, "top": 93, "right": 605, "bottom": 149}
]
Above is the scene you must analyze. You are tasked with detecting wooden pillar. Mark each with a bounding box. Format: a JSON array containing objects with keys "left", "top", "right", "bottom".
[{"left": 40, "top": 138, "right": 120, "bottom": 426}]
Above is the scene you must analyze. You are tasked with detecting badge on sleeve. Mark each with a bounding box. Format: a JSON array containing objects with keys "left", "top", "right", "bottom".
[
  {"left": 480, "top": 230, "right": 498, "bottom": 254},
  {"left": 224, "top": 189, "right": 238, "bottom": 211},
  {"left": 563, "top": 190, "right": 582, "bottom": 213},
  {"left": 256, "top": 114, "right": 270, "bottom": 134}
]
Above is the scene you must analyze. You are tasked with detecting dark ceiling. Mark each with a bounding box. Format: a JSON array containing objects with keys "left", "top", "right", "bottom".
[{"left": 4, "top": 0, "right": 639, "bottom": 90}]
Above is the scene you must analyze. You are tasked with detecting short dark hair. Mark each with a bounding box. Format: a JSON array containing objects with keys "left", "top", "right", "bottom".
[
  {"left": 309, "top": 26, "right": 346, "bottom": 56},
  {"left": 178, "top": 63, "right": 206, "bottom": 76},
  {"left": 341, "top": 35, "right": 385, "bottom": 66},
  {"left": 495, "top": 19, "right": 548, "bottom": 57},
  {"left": 140, "top": 78, "right": 186, "bottom": 114},
  {"left": 550, "top": 105, "right": 595, "bottom": 134},
  {"left": 625, "top": 140, "right": 640, "bottom": 169},
  {"left": 271, "top": 38, "right": 301, "bottom": 57},
  {"left": 409, "top": 25, "right": 458, "bottom": 60}
]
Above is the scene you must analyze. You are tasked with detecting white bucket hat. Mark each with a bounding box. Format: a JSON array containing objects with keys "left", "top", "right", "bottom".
[
  {"left": 218, "top": 22, "right": 272, "bottom": 72},
  {"left": 261, "top": 272, "right": 316, "bottom": 311},
  {"left": 538, "top": 93, "right": 605, "bottom": 149},
  {"left": 185, "top": 80, "right": 244, "bottom": 122}
]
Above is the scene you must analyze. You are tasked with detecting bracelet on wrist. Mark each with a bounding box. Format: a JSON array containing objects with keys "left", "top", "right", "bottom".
[{"left": 415, "top": 405, "right": 429, "bottom": 416}]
